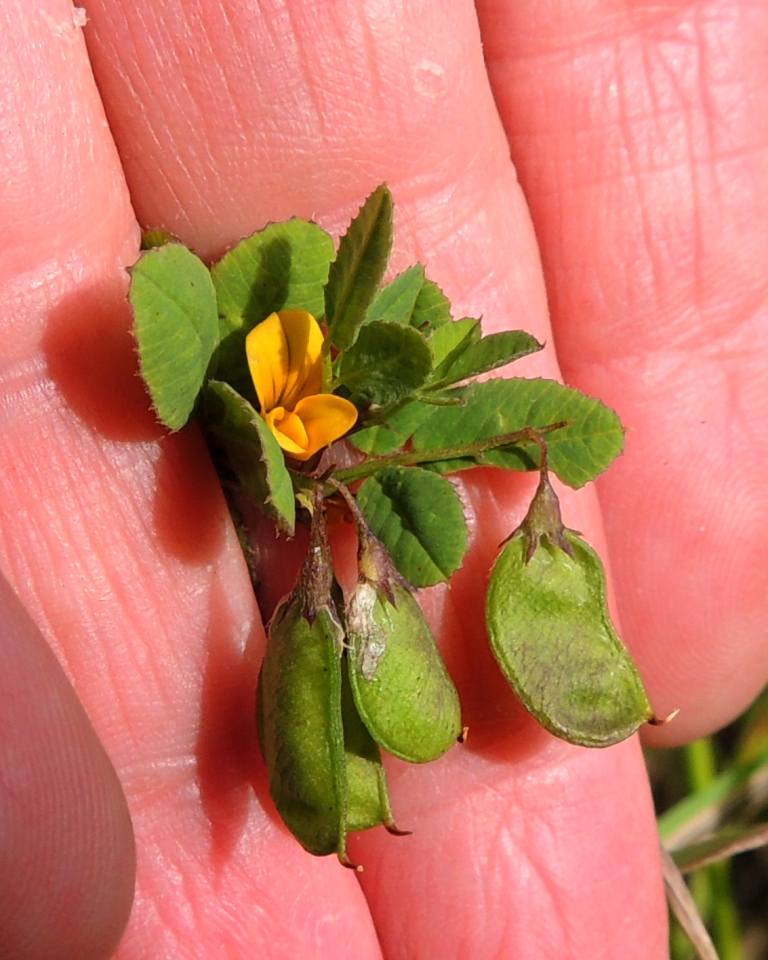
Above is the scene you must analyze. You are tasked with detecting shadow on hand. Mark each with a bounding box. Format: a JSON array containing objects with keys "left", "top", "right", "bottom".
[
  {"left": 195, "top": 575, "right": 275, "bottom": 873},
  {"left": 39, "top": 275, "right": 288, "bottom": 873},
  {"left": 41, "top": 279, "right": 161, "bottom": 443},
  {"left": 151, "top": 427, "right": 228, "bottom": 564}
]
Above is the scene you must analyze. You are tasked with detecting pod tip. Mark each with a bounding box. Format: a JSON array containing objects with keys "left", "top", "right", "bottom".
[
  {"left": 385, "top": 823, "right": 413, "bottom": 838},
  {"left": 647, "top": 708, "right": 680, "bottom": 727}
]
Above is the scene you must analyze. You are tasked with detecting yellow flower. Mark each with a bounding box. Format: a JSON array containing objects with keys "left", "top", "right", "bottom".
[{"left": 246, "top": 310, "right": 358, "bottom": 461}]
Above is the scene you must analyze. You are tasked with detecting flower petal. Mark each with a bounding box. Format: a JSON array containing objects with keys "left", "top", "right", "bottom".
[
  {"left": 293, "top": 394, "right": 359, "bottom": 460},
  {"left": 264, "top": 406, "right": 310, "bottom": 457},
  {"left": 277, "top": 310, "right": 324, "bottom": 410},
  {"left": 246, "top": 310, "right": 324, "bottom": 414},
  {"left": 247, "top": 309, "right": 356, "bottom": 461},
  {"left": 245, "top": 312, "right": 288, "bottom": 413}
]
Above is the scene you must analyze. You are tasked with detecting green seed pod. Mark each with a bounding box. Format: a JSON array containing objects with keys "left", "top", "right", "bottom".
[
  {"left": 340, "top": 656, "right": 407, "bottom": 836},
  {"left": 257, "top": 486, "right": 353, "bottom": 864},
  {"left": 347, "top": 578, "right": 463, "bottom": 762},
  {"left": 485, "top": 468, "right": 653, "bottom": 747},
  {"left": 327, "top": 478, "right": 462, "bottom": 765},
  {"left": 259, "top": 595, "right": 349, "bottom": 857}
]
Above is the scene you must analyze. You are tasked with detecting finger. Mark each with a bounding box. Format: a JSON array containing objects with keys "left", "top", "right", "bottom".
[
  {"left": 0, "top": 2, "right": 378, "bottom": 957},
  {"left": 80, "top": 0, "right": 667, "bottom": 955},
  {"left": 353, "top": 739, "right": 665, "bottom": 960},
  {"left": 478, "top": 0, "right": 768, "bottom": 744},
  {"left": 0, "top": 571, "right": 135, "bottom": 960}
]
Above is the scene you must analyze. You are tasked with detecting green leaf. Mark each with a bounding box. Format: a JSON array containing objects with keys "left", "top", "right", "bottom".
[
  {"left": 349, "top": 400, "right": 437, "bottom": 455},
  {"left": 211, "top": 218, "right": 335, "bottom": 397},
  {"left": 365, "top": 264, "right": 425, "bottom": 324},
  {"left": 486, "top": 530, "right": 652, "bottom": 747},
  {"left": 213, "top": 218, "right": 334, "bottom": 330},
  {"left": 129, "top": 243, "right": 219, "bottom": 431},
  {"left": 356, "top": 466, "right": 468, "bottom": 587},
  {"left": 412, "top": 378, "right": 625, "bottom": 488},
  {"left": 326, "top": 185, "right": 394, "bottom": 352},
  {"left": 432, "top": 329, "right": 543, "bottom": 386},
  {"left": 427, "top": 318, "right": 480, "bottom": 370},
  {"left": 202, "top": 380, "right": 295, "bottom": 535},
  {"left": 409, "top": 277, "right": 452, "bottom": 333},
  {"left": 338, "top": 321, "right": 433, "bottom": 405}
]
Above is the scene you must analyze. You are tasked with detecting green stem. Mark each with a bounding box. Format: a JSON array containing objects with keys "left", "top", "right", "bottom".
[
  {"left": 334, "top": 422, "right": 567, "bottom": 485},
  {"left": 685, "top": 738, "right": 717, "bottom": 792},
  {"left": 680, "top": 738, "right": 744, "bottom": 960}
]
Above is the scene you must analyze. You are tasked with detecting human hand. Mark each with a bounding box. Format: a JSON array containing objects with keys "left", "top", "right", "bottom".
[{"left": 1, "top": 1, "right": 766, "bottom": 958}]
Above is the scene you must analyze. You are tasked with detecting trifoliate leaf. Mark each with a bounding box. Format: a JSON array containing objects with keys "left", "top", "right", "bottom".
[
  {"left": 349, "top": 400, "right": 438, "bottom": 455},
  {"left": 426, "top": 318, "right": 480, "bottom": 371},
  {"left": 211, "top": 218, "right": 335, "bottom": 397},
  {"left": 356, "top": 466, "right": 468, "bottom": 587},
  {"left": 129, "top": 243, "right": 219, "bottom": 431},
  {"left": 326, "top": 185, "right": 394, "bottom": 352},
  {"left": 412, "top": 378, "right": 625, "bottom": 488},
  {"left": 202, "top": 380, "right": 295, "bottom": 534},
  {"left": 409, "top": 277, "right": 452, "bottom": 333},
  {"left": 338, "top": 321, "right": 433, "bottom": 405},
  {"left": 365, "top": 264, "right": 425, "bottom": 325},
  {"left": 431, "top": 329, "right": 543, "bottom": 387}
]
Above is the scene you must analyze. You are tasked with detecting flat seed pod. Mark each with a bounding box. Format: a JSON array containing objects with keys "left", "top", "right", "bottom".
[
  {"left": 340, "top": 656, "right": 404, "bottom": 835},
  {"left": 347, "top": 581, "right": 462, "bottom": 763},
  {"left": 259, "top": 597, "right": 348, "bottom": 856},
  {"left": 486, "top": 530, "right": 653, "bottom": 747}
]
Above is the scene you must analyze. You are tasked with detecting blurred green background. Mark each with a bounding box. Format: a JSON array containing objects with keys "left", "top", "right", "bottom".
[{"left": 647, "top": 686, "right": 768, "bottom": 960}]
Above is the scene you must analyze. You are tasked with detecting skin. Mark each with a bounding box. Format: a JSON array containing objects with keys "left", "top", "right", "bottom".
[{"left": 0, "top": 0, "right": 765, "bottom": 957}]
